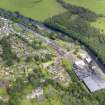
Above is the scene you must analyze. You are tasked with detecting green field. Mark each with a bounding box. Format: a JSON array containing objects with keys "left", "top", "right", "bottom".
[
  {"left": 91, "top": 17, "right": 105, "bottom": 34},
  {"left": 64, "top": 0, "right": 105, "bottom": 15},
  {"left": 0, "top": 0, "right": 65, "bottom": 21},
  {"left": 64, "top": 0, "right": 105, "bottom": 34}
]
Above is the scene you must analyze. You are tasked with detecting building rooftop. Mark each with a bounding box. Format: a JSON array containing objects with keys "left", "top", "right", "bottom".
[
  {"left": 85, "top": 57, "right": 92, "bottom": 63},
  {"left": 74, "top": 60, "right": 85, "bottom": 67},
  {"left": 83, "top": 75, "right": 105, "bottom": 92}
]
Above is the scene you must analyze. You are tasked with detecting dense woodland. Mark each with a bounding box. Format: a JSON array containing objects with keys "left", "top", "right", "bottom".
[{"left": 45, "top": 0, "right": 105, "bottom": 64}]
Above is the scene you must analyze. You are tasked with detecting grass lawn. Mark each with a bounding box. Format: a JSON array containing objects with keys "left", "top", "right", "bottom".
[{"left": 0, "top": 0, "right": 66, "bottom": 21}]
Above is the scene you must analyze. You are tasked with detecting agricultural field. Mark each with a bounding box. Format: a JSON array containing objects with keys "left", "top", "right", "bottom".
[
  {"left": 64, "top": 0, "right": 105, "bottom": 15},
  {"left": 0, "top": 0, "right": 66, "bottom": 21}
]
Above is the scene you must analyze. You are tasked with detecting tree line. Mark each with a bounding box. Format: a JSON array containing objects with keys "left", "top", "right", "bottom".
[{"left": 45, "top": 0, "right": 105, "bottom": 65}]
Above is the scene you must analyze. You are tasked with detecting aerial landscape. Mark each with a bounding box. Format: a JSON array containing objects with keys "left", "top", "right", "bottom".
[{"left": 0, "top": 0, "right": 105, "bottom": 105}]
